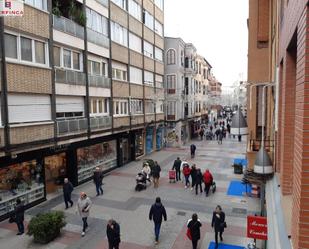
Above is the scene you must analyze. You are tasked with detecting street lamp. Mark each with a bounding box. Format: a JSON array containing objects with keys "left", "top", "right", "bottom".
[{"left": 230, "top": 108, "right": 248, "bottom": 141}]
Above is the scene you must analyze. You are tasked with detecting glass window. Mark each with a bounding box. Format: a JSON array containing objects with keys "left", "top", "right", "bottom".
[
  {"left": 144, "top": 41, "right": 153, "bottom": 58},
  {"left": 155, "top": 74, "right": 163, "bottom": 88},
  {"left": 53, "top": 46, "right": 61, "bottom": 67},
  {"left": 128, "top": 0, "right": 141, "bottom": 20},
  {"left": 155, "top": 47, "right": 163, "bottom": 61},
  {"left": 35, "top": 41, "right": 45, "bottom": 64},
  {"left": 86, "top": 8, "right": 108, "bottom": 36},
  {"left": 154, "top": 20, "right": 163, "bottom": 36},
  {"left": 154, "top": 0, "right": 163, "bottom": 9},
  {"left": 167, "top": 75, "right": 176, "bottom": 89},
  {"left": 129, "top": 32, "right": 142, "bottom": 53},
  {"left": 4, "top": 33, "right": 17, "bottom": 59},
  {"left": 144, "top": 10, "right": 154, "bottom": 30},
  {"left": 144, "top": 71, "right": 154, "bottom": 85},
  {"left": 130, "top": 66, "right": 142, "bottom": 84},
  {"left": 93, "top": 99, "right": 98, "bottom": 113},
  {"left": 111, "top": 0, "right": 126, "bottom": 9},
  {"left": 112, "top": 68, "right": 127, "bottom": 81},
  {"left": 167, "top": 49, "right": 176, "bottom": 64},
  {"left": 93, "top": 61, "right": 100, "bottom": 75},
  {"left": 63, "top": 49, "right": 72, "bottom": 69},
  {"left": 98, "top": 99, "right": 103, "bottom": 113},
  {"left": 21, "top": 37, "right": 32, "bottom": 62},
  {"left": 25, "top": 0, "right": 47, "bottom": 10},
  {"left": 111, "top": 21, "right": 128, "bottom": 47},
  {"left": 102, "top": 62, "right": 107, "bottom": 76},
  {"left": 73, "top": 52, "right": 80, "bottom": 70},
  {"left": 104, "top": 99, "right": 109, "bottom": 113}
]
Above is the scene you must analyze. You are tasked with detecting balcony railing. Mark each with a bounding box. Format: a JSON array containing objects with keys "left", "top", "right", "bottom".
[
  {"left": 87, "top": 28, "right": 109, "bottom": 48},
  {"left": 55, "top": 68, "right": 86, "bottom": 85},
  {"left": 88, "top": 75, "right": 111, "bottom": 88},
  {"left": 95, "top": 0, "right": 108, "bottom": 7},
  {"left": 53, "top": 15, "right": 84, "bottom": 39},
  {"left": 57, "top": 118, "right": 88, "bottom": 135},
  {"left": 90, "top": 116, "right": 112, "bottom": 130}
]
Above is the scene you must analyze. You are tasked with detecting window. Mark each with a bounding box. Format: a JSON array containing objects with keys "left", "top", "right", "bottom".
[
  {"left": 5, "top": 33, "right": 48, "bottom": 66},
  {"left": 156, "top": 100, "right": 164, "bottom": 113},
  {"left": 154, "top": 0, "right": 163, "bottom": 10},
  {"left": 88, "top": 59, "right": 108, "bottom": 76},
  {"left": 166, "top": 49, "right": 176, "bottom": 64},
  {"left": 144, "top": 71, "right": 154, "bottom": 85},
  {"left": 112, "top": 68, "right": 127, "bottom": 81},
  {"left": 129, "top": 33, "right": 142, "bottom": 53},
  {"left": 167, "top": 102, "right": 176, "bottom": 115},
  {"left": 144, "top": 41, "right": 153, "bottom": 58},
  {"left": 8, "top": 94, "right": 51, "bottom": 123},
  {"left": 155, "top": 47, "right": 163, "bottom": 61},
  {"left": 111, "top": 21, "right": 128, "bottom": 47},
  {"left": 154, "top": 20, "right": 163, "bottom": 36},
  {"left": 53, "top": 46, "right": 61, "bottom": 67},
  {"left": 130, "top": 99, "right": 143, "bottom": 114},
  {"left": 128, "top": 0, "right": 141, "bottom": 21},
  {"left": 166, "top": 75, "right": 176, "bottom": 89},
  {"left": 111, "top": 0, "right": 126, "bottom": 9},
  {"left": 90, "top": 98, "right": 109, "bottom": 116},
  {"left": 155, "top": 74, "right": 163, "bottom": 88},
  {"left": 113, "top": 100, "right": 129, "bottom": 116},
  {"left": 181, "top": 50, "right": 184, "bottom": 66},
  {"left": 143, "top": 10, "right": 154, "bottom": 30},
  {"left": 56, "top": 96, "right": 84, "bottom": 118},
  {"left": 145, "top": 101, "right": 155, "bottom": 114},
  {"left": 25, "top": 0, "right": 47, "bottom": 10},
  {"left": 86, "top": 8, "right": 108, "bottom": 36},
  {"left": 130, "top": 67, "right": 143, "bottom": 84},
  {"left": 54, "top": 46, "right": 82, "bottom": 71}
]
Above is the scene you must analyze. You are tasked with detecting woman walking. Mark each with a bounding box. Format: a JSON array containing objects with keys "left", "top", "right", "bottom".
[
  {"left": 106, "top": 219, "right": 121, "bottom": 249},
  {"left": 211, "top": 205, "right": 226, "bottom": 248},
  {"left": 190, "top": 164, "right": 197, "bottom": 190},
  {"left": 183, "top": 164, "right": 191, "bottom": 188},
  {"left": 195, "top": 169, "right": 203, "bottom": 195},
  {"left": 77, "top": 192, "right": 92, "bottom": 237},
  {"left": 187, "top": 213, "right": 202, "bottom": 249}
]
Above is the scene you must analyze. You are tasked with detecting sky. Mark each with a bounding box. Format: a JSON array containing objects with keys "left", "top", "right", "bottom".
[{"left": 164, "top": 0, "right": 248, "bottom": 87}]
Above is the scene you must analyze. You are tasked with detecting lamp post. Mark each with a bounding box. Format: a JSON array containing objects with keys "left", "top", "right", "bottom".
[{"left": 230, "top": 108, "right": 248, "bottom": 141}]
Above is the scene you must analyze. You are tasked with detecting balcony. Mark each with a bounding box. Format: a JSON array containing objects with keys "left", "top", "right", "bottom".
[
  {"left": 55, "top": 68, "right": 86, "bottom": 85},
  {"left": 167, "top": 88, "right": 176, "bottom": 94},
  {"left": 53, "top": 15, "right": 84, "bottom": 40},
  {"left": 87, "top": 28, "right": 109, "bottom": 48},
  {"left": 95, "top": 0, "right": 108, "bottom": 7},
  {"left": 56, "top": 118, "right": 88, "bottom": 135},
  {"left": 90, "top": 116, "right": 112, "bottom": 130},
  {"left": 88, "top": 75, "right": 111, "bottom": 88},
  {"left": 167, "top": 115, "right": 176, "bottom": 121}
]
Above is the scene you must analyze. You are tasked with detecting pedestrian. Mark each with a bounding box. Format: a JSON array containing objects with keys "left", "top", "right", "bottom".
[
  {"left": 199, "top": 129, "right": 204, "bottom": 140},
  {"left": 211, "top": 205, "right": 226, "bottom": 248},
  {"left": 77, "top": 192, "right": 92, "bottom": 237},
  {"left": 63, "top": 178, "right": 74, "bottom": 209},
  {"left": 106, "top": 219, "right": 121, "bottom": 249},
  {"left": 187, "top": 213, "right": 202, "bottom": 249},
  {"left": 152, "top": 161, "right": 161, "bottom": 188},
  {"left": 227, "top": 123, "right": 231, "bottom": 135},
  {"left": 195, "top": 168, "right": 203, "bottom": 195},
  {"left": 142, "top": 162, "right": 152, "bottom": 182},
  {"left": 203, "top": 169, "right": 213, "bottom": 196},
  {"left": 238, "top": 134, "right": 242, "bottom": 142},
  {"left": 14, "top": 198, "right": 24, "bottom": 235},
  {"left": 172, "top": 157, "right": 182, "bottom": 181},
  {"left": 93, "top": 167, "right": 104, "bottom": 196},
  {"left": 218, "top": 129, "right": 223, "bottom": 145},
  {"left": 183, "top": 164, "right": 191, "bottom": 188},
  {"left": 190, "top": 164, "right": 197, "bottom": 190},
  {"left": 190, "top": 144, "right": 196, "bottom": 158},
  {"left": 210, "top": 125, "right": 213, "bottom": 132},
  {"left": 149, "top": 197, "right": 167, "bottom": 245}
]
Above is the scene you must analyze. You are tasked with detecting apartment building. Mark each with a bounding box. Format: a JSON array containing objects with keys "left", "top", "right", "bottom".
[
  {"left": 0, "top": 0, "right": 164, "bottom": 221},
  {"left": 164, "top": 37, "right": 212, "bottom": 147}
]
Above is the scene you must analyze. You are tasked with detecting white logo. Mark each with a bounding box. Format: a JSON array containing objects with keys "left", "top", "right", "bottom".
[{"left": 0, "top": 0, "right": 24, "bottom": 17}]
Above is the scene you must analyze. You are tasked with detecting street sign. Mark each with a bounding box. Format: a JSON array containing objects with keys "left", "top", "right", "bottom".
[{"left": 247, "top": 215, "right": 268, "bottom": 240}]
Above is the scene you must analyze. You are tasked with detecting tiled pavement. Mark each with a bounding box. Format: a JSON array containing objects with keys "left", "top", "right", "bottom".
[{"left": 0, "top": 137, "right": 260, "bottom": 249}]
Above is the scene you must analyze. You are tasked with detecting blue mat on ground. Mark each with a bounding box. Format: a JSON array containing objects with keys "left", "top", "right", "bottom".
[
  {"left": 233, "top": 158, "right": 248, "bottom": 167},
  {"left": 208, "top": 241, "right": 246, "bottom": 249},
  {"left": 227, "top": 180, "right": 252, "bottom": 196}
]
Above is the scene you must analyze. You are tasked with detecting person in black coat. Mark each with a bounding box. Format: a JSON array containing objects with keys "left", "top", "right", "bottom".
[
  {"left": 195, "top": 169, "right": 203, "bottom": 195},
  {"left": 106, "top": 219, "right": 121, "bottom": 249},
  {"left": 149, "top": 197, "right": 167, "bottom": 244},
  {"left": 14, "top": 198, "right": 24, "bottom": 235},
  {"left": 152, "top": 161, "right": 161, "bottom": 188},
  {"left": 172, "top": 157, "right": 182, "bottom": 181},
  {"left": 190, "top": 144, "right": 196, "bottom": 158},
  {"left": 63, "top": 178, "right": 74, "bottom": 209},
  {"left": 190, "top": 165, "right": 197, "bottom": 190},
  {"left": 93, "top": 167, "right": 104, "bottom": 196},
  {"left": 211, "top": 205, "right": 226, "bottom": 248},
  {"left": 187, "top": 213, "right": 202, "bottom": 249}
]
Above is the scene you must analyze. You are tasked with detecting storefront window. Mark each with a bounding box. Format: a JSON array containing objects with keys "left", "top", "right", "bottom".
[
  {"left": 0, "top": 160, "right": 44, "bottom": 217},
  {"left": 135, "top": 132, "right": 144, "bottom": 157},
  {"left": 77, "top": 140, "right": 117, "bottom": 183}
]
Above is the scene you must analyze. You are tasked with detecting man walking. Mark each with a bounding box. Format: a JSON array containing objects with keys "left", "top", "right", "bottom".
[
  {"left": 106, "top": 219, "right": 121, "bottom": 249},
  {"left": 149, "top": 197, "right": 167, "bottom": 244},
  {"left": 93, "top": 167, "right": 104, "bottom": 196},
  {"left": 172, "top": 157, "right": 182, "bottom": 181},
  {"left": 77, "top": 192, "right": 92, "bottom": 237},
  {"left": 63, "top": 178, "right": 74, "bottom": 209},
  {"left": 190, "top": 144, "right": 196, "bottom": 158},
  {"left": 152, "top": 161, "right": 161, "bottom": 188},
  {"left": 14, "top": 198, "right": 24, "bottom": 235}
]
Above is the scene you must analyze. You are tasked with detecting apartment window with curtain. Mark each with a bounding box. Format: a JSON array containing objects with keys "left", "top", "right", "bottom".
[
  {"left": 129, "top": 67, "right": 143, "bottom": 84},
  {"left": 144, "top": 71, "right": 154, "bottom": 85},
  {"left": 144, "top": 41, "right": 153, "bottom": 58},
  {"left": 154, "top": 20, "right": 163, "bottom": 36},
  {"left": 145, "top": 101, "right": 155, "bottom": 114},
  {"left": 111, "top": 21, "right": 128, "bottom": 47},
  {"left": 88, "top": 59, "right": 108, "bottom": 77},
  {"left": 167, "top": 102, "right": 176, "bottom": 115},
  {"left": 25, "top": 0, "right": 47, "bottom": 10},
  {"left": 86, "top": 8, "right": 108, "bottom": 36},
  {"left": 113, "top": 100, "right": 129, "bottom": 116},
  {"left": 128, "top": 0, "right": 141, "bottom": 21},
  {"left": 154, "top": 0, "right": 163, "bottom": 10},
  {"left": 53, "top": 46, "right": 82, "bottom": 71},
  {"left": 155, "top": 74, "right": 163, "bottom": 88},
  {"left": 166, "top": 49, "right": 176, "bottom": 64},
  {"left": 155, "top": 47, "right": 163, "bottom": 62},
  {"left": 112, "top": 68, "right": 127, "bottom": 81},
  {"left": 129, "top": 32, "right": 142, "bottom": 53},
  {"left": 131, "top": 99, "right": 143, "bottom": 114},
  {"left": 90, "top": 98, "right": 109, "bottom": 116},
  {"left": 156, "top": 100, "right": 164, "bottom": 113},
  {"left": 143, "top": 10, "right": 154, "bottom": 30},
  {"left": 111, "top": 0, "right": 126, "bottom": 9},
  {"left": 166, "top": 75, "right": 176, "bottom": 90}
]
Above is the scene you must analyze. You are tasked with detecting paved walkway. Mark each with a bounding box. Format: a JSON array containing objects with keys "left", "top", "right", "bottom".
[{"left": 0, "top": 137, "right": 259, "bottom": 249}]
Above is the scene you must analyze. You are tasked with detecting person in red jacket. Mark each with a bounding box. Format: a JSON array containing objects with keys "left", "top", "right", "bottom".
[
  {"left": 183, "top": 164, "right": 191, "bottom": 188},
  {"left": 203, "top": 169, "right": 213, "bottom": 196}
]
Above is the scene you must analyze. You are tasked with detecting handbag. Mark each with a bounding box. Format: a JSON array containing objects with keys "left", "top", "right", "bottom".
[
  {"left": 220, "top": 221, "right": 227, "bottom": 228},
  {"left": 186, "top": 228, "right": 192, "bottom": 240}
]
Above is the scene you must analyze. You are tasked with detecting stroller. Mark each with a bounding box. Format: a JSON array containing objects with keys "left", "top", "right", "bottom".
[{"left": 135, "top": 172, "right": 147, "bottom": 191}]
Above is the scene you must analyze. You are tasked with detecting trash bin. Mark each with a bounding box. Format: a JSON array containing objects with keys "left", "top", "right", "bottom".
[{"left": 233, "top": 163, "right": 243, "bottom": 174}]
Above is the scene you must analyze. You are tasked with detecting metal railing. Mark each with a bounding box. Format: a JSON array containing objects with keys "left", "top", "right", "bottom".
[
  {"left": 250, "top": 139, "right": 275, "bottom": 152},
  {"left": 53, "top": 15, "right": 84, "bottom": 39},
  {"left": 90, "top": 116, "right": 112, "bottom": 130},
  {"left": 57, "top": 118, "right": 88, "bottom": 135},
  {"left": 55, "top": 68, "right": 86, "bottom": 85},
  {"left": 88, "top": 75, "right": 111, "bottom": 88},
  {"left": 95, "top": 0, "right": 108, "bottom": 7},
  {"left": 87, "top": 28, "right": 109, "bottom": 48}
]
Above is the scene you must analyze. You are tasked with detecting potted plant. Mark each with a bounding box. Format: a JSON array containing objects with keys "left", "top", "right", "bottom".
[
  {"left": 27, "top": 211, "right": 66, "bottom": 244},
  {"left": 77, "top": 9, "right": 87, "bottom": 26},
  {"left": 52, "top": 0, "right": 62, "bottom": 17},
  {"left": 68, "top": 0, "right": 77, "bottom": 21}
]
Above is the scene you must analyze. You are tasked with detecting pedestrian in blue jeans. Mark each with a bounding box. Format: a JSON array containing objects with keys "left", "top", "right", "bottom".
[
  {"left": 93, "top": 167, "right": 103, "bottom": 196},
  {"left": 149, "top": 197, "right": 167, "bottom": 245}
]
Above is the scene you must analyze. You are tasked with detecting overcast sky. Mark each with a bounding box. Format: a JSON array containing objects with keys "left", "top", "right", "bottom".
[{"left": 164, "top": 0, "right": 248, "bottom": 87}]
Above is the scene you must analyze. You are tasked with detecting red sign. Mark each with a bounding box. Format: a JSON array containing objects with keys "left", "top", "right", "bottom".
[{"left": 247, "top": 216, "right": 268, "bottom": 240}]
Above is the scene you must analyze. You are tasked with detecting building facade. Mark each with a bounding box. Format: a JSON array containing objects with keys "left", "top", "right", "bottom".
[{"left": 0, "top": 0, "right": 164, "bottom": 220}]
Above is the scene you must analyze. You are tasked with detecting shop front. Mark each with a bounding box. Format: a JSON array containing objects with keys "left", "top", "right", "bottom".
[
  {"left": 135, "top": 130, "right": 145, "bottom": 158},
  {"left": 146, "top": 126, "right": 154, "bottom": 154}
]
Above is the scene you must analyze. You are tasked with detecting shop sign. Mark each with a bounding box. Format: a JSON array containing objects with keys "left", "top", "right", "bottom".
[
  {"left": 0, "top": 0, "right": 24, "bottom": 16},
  {"left": 247, "top": 216, "right": 268, "bottom": 240},
  {"left": 50, "top": 144, "right": 70, "bottom": 153}
]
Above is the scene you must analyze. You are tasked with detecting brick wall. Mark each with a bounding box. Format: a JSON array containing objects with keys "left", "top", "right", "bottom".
[
  {"left": 154, "top": 6, "right": 164, "bottom": 23},
  {"left": 112, "top": 43, "right": 129, "bottom": 63},
  {"left": 156, "top": 113, "right": 164, "bottom": 122},
  {"left": 131, "top": 115, "right": 144, "bottom": 125},
  {"left": 145, "top": 85, "right": 155, "bottom": 99},
  {"left": 129, "top": 17, "right": 143, "bottom": 37},
  {"left": 113, "top": 116, "right": 130, "bottom": 128},
  {"left": 155, "top": 34, "right": 164, "bottom": 49},
  {"left": 144, "top": 57, "right": 155, "bottom": 71},
  {"left": 144, "top": 27, "right": 155, "bottom": 43},
  {"left": 155, "top": 61, "right": 164, "bottom": 74},
  {"left": 130, "top": 84, "right": 144, "bottom": 98},
  {"left": 143, "top": 0, "right": 154, "bottom": 15},
  {"left": 113, "top": 81, "right": 129, "bottom": 97},
  {"left": 145, "top": 114, "right": 155, "bottom": 123},
  {"left": 129, "top": 51, "right": 143, "bottom": 68},
  {"left": 110, "top": 3, "right": 128, "bottom": 28}
]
